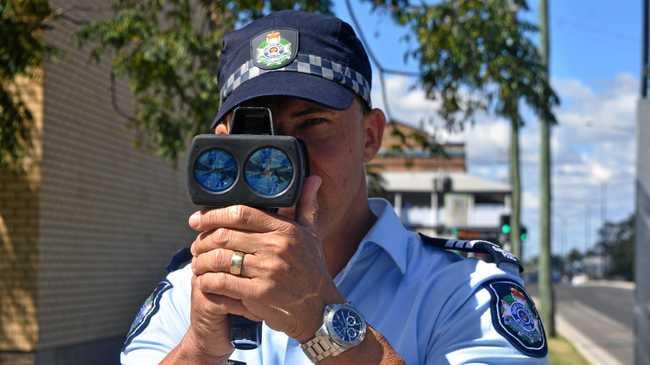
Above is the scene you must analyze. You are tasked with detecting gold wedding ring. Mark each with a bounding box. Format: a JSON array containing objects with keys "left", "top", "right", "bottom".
[{"left": 230, "top": 251, "right": 245, "bottom": 276}]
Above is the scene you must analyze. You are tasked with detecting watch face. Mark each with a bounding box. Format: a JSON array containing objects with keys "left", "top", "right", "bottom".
[{"left": 327, "top": 304, "right": 367, "bottom": 347}]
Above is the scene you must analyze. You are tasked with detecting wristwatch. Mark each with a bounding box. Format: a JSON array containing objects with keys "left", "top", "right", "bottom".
[{"left": 300, "top": 303, "right": 367, "bottom": 363}]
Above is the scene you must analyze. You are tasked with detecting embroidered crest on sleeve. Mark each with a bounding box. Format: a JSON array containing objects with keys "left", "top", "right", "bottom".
[
  {"left": 485, "top": 280, "right": 547, "bottom": 358},
  {"left": 123, "top": 279, "right": 173, "bottom": 349}
]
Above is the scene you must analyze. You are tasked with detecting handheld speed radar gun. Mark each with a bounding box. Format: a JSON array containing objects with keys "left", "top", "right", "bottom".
[{"left": 187, "top": 107, "right": 309, "bottom": 350}]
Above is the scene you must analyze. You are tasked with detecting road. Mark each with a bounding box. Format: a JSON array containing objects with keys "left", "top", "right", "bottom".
[{"left": 528, "top": 282, "right": 634, "bottom": 365}]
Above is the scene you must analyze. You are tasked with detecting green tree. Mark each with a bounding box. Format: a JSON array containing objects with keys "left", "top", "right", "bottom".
[
  {"left": 78, "top": 0, "right": 558, "bottom": 163},
  {"left": 376, "top": 0, "right": 558, "bottom": 130},
  {"left": 566, "top": 248, "right": 583, "bottom": 266},
  {"left": 370, "top": 0, "right": 558, "bottom": 261},
  {"left": 3, "top": 1, "right": 558, "bottom": 189},
  {"left": 0, "top": 0, "right": 56, "bottom": 173},
  {"left": 596, "top": 214, "right": 635, "bottom": 281}
]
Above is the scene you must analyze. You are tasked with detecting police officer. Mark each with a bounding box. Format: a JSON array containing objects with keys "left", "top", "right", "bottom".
[{"left": 121, "top": 10, "right": 548, "bottom": 365}]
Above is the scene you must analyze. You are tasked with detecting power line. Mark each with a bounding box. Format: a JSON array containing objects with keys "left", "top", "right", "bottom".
[{"left": 344, "top": 0, "right": 419, "bottom": 121}]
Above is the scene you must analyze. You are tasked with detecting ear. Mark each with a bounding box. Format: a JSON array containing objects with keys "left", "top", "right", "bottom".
[{"left": 362, "top": 108, "right": 386, "bottom": 162}]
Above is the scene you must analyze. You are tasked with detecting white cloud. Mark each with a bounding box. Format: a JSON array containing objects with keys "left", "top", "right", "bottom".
[
  {"left": 589, "top": 161, "right": 614, "bottom": 184},
  {"left": 371, "top": 74, "right": 440, "bottom": 127},
  {"left": 524, "top": 191, "right": 540, "bottom": 210},
  {"left": 553, "top": 78, "right": 595, "bottom": 102}
]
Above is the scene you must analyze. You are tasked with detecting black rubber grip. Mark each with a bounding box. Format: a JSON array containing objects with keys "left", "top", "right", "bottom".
[{"left": 229, "top": 315, "right": 262, "bottom": 350}]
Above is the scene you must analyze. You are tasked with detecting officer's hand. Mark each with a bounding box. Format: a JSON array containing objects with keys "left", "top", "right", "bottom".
[
  {"left": 180, "top": 276, "right": 244, "bottom": 361},
  {"left": 189, "top": 175, "right": 345, "bottom": 342},
  {"left": 179, "top": 243, "right": 262, "bottom": 361}
]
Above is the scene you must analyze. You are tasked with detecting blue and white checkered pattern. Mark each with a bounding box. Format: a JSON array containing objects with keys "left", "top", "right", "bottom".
[{"left": 220, "top": 53, "right": 371, "bottom": 107}]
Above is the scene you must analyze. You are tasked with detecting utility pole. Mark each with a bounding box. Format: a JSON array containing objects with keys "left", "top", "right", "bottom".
[
  {"left": 538, "top": 0, "right": 556, "bottom": 337},
  {"left": 585, "top": 203, "right": 591, "bottom": 253},
  {"left": 635, "top": 1, "right": 650, "bottom": 363},
  {"left": 560, "top": 217, "right": 566, "bottom": 259},
  {"left": 510, "top": 119, "right": 522, "bottom": 260},
  {"left": 587, "top": 204, "right": 591, "bottom": 252},
  {"left": 642, "top": 0, "right": 649, "bottom": 98}
]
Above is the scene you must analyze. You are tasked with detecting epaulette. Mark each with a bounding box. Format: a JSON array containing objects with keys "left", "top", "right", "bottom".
[
  {"left": 418, "top": 233, "right": 523, "bottom": 275},
  {"left": 166, "top": 246, "right": 192, "bottom": 272}
]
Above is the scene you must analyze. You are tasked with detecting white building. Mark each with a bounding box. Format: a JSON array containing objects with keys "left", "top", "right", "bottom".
[{"left": 369, "top": 121, "right": 511, "bottom": 243}]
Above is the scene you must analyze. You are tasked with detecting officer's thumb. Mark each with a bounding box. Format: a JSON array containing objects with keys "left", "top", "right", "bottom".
[{"left": 296, "top": 175, "right": 322, "bottom": 227}]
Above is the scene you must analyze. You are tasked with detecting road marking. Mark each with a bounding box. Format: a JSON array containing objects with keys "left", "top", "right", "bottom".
[
  {"left": 568, "top": 299, "right": 630, "bottom": 332},
  {"left": 577, "top": 280, "right": 635, "bottom": 290}
]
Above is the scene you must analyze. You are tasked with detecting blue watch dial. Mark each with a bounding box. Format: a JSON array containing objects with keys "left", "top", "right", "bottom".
[
  {"left": 331, "top": 308, "right": 364, "bottom": 343},
  {"left": 244, "top": 147, "right": 293, "bottom": 197},
  {"left": 194, "top": 148, "right": 237, "bottom": 193}
]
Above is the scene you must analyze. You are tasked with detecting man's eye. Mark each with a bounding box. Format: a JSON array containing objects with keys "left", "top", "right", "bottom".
[{"left": 300, "top": 118, "right": 327, "bottom": 128}]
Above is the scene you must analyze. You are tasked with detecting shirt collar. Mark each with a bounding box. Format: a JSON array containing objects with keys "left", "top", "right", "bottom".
[{"left": 360, "top": 197, "right": 409, "bottom": 274}]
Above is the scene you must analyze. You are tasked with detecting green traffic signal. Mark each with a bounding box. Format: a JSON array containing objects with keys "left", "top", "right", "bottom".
[
  {"left": 520, "top": 232, "right": 527, "bottom": 241},
  {"left": 501, "top": 224, "right": 512, "bottom": 235}
]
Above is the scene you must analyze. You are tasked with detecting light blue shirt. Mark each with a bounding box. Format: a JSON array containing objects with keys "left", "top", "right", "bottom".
[{"left": 122, "top": 198, "right": 548, "bottom": 364}]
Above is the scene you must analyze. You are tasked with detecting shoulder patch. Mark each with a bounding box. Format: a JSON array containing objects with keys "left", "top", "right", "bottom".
[
  {"left": 123, "top": 279, "right": 173, "bottom": 349},
  {"left": 485, "top": 280, "right": 547, "bottom": 358}
]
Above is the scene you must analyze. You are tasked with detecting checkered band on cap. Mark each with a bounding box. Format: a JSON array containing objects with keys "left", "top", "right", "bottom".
[{"left": 220, "top": 53, "right": 371, "bottom": 107}]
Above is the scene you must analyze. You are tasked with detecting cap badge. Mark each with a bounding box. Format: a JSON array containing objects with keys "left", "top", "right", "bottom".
[{"left": 251, "top": 29, "right": 298, "bottom": 70}]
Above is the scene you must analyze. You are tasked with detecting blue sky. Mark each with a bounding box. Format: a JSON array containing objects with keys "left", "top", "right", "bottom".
[{"left": 332, "top": 0, "right": 641, "bottom": 259}]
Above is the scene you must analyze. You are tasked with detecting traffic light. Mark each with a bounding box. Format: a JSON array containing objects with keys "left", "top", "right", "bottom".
[
  {"left": 499, "top": 214, "right": 511, "bottom": 235},
  {"left": 520, "top": 226, "right": 528, "bottom": 242}
]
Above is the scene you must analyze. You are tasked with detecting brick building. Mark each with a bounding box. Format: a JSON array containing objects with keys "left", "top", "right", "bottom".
[
  {"left": 0, "top": 5, "right": 195, "bottom": 364},
  {"left": 369, "top": 121, "right": 512, "bottom": 241}
]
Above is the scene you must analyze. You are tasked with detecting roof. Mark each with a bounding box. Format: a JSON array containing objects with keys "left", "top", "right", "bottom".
[
  {"left": 379, "top": 121, "right": 466, "bottom": 158},
  {"left": 379, "top": 171, "right": 511, "bottom": 193}
]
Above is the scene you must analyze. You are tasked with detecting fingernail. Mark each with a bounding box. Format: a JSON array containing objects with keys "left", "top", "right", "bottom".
[{"left": 189, "top": 211, "right": 201, "bottom": 228}]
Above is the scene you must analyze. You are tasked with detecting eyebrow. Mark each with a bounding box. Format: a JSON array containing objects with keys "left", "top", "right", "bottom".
[{"left": 290, "top": 106, "right": 332, "bottom": 118}]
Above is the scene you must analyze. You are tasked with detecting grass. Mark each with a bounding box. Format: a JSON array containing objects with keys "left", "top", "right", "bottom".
[{"left": 548, "top": 335, "right": 591, "bottom": 365}]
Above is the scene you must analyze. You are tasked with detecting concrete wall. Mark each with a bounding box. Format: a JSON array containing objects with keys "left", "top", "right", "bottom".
[{"left": 636, "top": 99, "right": 650, "bottom": 365}]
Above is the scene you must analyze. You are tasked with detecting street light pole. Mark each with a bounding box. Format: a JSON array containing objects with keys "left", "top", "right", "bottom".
[
  {"left": 538, "top": 0, "right": 556, "bottom": 337},
  {"left": 636, "top": 1, "right": 650, "bottom": 364},
  {"left": 642, "top": 0, "right": 649, "bottom": 98},
  {"left": 585, "top": 203, "right": 591, "bottom": 254}
]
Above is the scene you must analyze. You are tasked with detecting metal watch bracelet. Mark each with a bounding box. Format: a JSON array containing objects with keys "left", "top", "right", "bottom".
[{"left": 301, "top": 331, "right": 345, "bottom": 363}]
